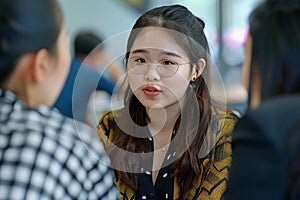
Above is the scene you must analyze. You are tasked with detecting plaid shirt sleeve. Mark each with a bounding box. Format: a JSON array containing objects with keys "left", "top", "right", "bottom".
[{"left": 0, "top": 90, "right": 119, "bottom": 200}]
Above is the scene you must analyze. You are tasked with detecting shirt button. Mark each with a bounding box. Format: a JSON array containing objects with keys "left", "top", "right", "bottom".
[{"left": 148, "top": 193, "right": 156, "bottom": 200}]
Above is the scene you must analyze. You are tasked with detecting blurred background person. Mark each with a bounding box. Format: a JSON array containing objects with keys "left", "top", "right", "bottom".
[
  {"left": 0, "top": 0, "right": 119, "bottom": 199},
  {"left": 54, "top": 31, "right": 123, "bottom": 124},
  {"left": 225, "top": 0, "right": 300, "bottom": 199},
  {"left": 73, "top": 31, "right": 123, "bottom": 83}
]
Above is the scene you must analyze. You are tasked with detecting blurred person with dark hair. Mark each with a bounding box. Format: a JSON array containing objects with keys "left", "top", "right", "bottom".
[
  {"left": 225, "top": 0, "right": 300, "bottom": 199},
  {"left": 0, "top": 0, "right": 119, "bottom": 199},
  {"left": 54, "top": 31, "right": 122, "bottom": 123},
  {"left": 74, "top": 32, "right": 123, "bottom": 83}
]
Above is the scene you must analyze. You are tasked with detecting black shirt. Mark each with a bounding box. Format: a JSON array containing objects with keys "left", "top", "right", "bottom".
[{"left": 136, "top": 136, "right": 175, "bottom": 200}]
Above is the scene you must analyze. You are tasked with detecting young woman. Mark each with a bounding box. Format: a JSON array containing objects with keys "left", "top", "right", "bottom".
[
  {"left": 97, "top": 4, "right": 237, "bottom": 200},
  {"left": 225, "top": 0, "right": 300, "bottom": 199},
  {"left": 0, "top": 0, "right": 118, "bottom": 199}
]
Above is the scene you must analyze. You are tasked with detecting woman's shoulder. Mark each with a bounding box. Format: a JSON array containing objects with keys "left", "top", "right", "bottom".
[
  {"left": 189, "top": 107, "right": 238, "bottom": 199},
  {"left": 98, "top": 111, "right": 114, "bottom": 127},
  {"left": 96, "top": 109, "right": 124, "bottom": 142},
  {"left": 211, "top": 105, "right": 239, "bottom": 141},
  {"left": 97, "top": 109, "right": 123, "bottom": 129}
]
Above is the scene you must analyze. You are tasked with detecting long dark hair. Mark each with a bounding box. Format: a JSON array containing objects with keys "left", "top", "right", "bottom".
[
  {"left": 0, "top": 0, "right": 63, "bottom": 86},
  {"left": 109, "top": 5, "right": 215, "bottom": 199},
  {"left": 248, "top": 0, "right": 300, "bottom": 105},
  {"left": 287, "top": 122, "right": 300, "bottom": 200}
]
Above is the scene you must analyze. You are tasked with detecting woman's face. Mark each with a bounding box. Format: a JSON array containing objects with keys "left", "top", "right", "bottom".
[{"left": 127, "top": 27, "right": 194, "bottom": 110}]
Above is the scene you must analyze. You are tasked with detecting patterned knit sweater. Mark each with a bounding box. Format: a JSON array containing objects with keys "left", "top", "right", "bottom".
[{"left": 97, "top": 108, "right": 237, "bottom": 200}]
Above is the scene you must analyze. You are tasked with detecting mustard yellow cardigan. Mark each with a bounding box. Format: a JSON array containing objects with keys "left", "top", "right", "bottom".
[{"left": 97, "top": 108, "right": 237, "bottom": 200}]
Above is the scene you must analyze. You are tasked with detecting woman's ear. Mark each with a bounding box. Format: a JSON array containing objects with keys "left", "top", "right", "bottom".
[
  {"left": 191, "top": 58, "right": 206, "bottom": 81},
  {"left": 31, "top": 49, "right": 52, "bottom": 83}
]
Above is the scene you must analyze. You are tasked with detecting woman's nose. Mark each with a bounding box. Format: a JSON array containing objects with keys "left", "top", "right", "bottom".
[{"left": 144, "top": 63, "right": 161, "bottom": 81}]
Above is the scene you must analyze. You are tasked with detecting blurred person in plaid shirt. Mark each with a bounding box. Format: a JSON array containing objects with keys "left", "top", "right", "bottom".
[{"left": 0, "top": 0, "right": 119, "bottom": 199}]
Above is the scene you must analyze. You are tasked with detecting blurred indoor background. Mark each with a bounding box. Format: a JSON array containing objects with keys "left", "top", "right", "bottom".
[{"left": 57, "top": 0, "right": 263, "bottom": 125}]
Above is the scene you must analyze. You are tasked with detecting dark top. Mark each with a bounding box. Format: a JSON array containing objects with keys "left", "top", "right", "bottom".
[
  {"left": 225, "top": 95, "right": 300, "bottom": 200},
  {"left": 54, "top": 58, "right": 115, "bottom": 122},
  {"left": 136, "top": 136, "right": 174, "bottom": 200}
]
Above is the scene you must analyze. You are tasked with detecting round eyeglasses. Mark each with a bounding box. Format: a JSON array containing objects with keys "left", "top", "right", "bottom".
[{"left": 128, "top": 57, "right": 192, "bottom": 77}]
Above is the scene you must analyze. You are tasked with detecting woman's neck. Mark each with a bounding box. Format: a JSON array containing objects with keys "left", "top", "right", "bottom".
[
  {"left": 146, "top": 105, "right": 181, "bottom": 183},
  {"left": 146, "top": 105, "right": 180, "bottom": 137}
]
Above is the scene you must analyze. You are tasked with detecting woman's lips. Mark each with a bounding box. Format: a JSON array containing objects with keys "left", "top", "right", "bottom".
[{"left": 143, "top": 86, "right": 161, "bottom": 97}]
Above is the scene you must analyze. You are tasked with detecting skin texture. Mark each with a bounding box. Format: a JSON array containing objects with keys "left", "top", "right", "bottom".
[
  {"left": 128, "top": 27, "right": 201, "bottom": 111},
  {"left": 4, "top": 24, "right": 70, "bottom": 108}
]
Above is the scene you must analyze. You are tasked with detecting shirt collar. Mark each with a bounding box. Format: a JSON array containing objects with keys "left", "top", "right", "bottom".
[{"left": 0, "top": 89, "right": 24, "bottom": 106}]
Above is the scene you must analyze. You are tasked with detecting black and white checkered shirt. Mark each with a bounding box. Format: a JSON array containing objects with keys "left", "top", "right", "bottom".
[{"left": 0, "top": 89, "right": 119, "bottom": 200}]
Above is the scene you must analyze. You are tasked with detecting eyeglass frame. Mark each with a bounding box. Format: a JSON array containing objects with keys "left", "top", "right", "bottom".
[{"left": 127, "top": 57, "right": 194, "bottom": 77}]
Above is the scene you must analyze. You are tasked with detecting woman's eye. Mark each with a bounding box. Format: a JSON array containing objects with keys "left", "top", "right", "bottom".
[
  {"left": 135, "top": 58, "right": 146, "bottom": 63},
  {"left": 162, "top": 60, "right": 175, "bottom": 65}
]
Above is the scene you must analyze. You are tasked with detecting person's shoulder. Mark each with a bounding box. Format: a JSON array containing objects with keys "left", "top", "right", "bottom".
[
  {"left": 41, "top": 106, "right": 87, "bottom": 138},
  {"left": 4, "top": 102, "right": 105, "bottom": 163},
  {"left": 96, "top": 109, "right": 124, "bottom": 141},
  {"left": 211, "top": 105, "right": 239, "bottom": 140},
  {"left": 251, "top": 95, "right": 300, "bottom": 118},
  {"left": 34, "top": 106, "right": 104, "bottom": 156},
  {"left": 236, "top": 95, "right": 300, "bottom": 145},
  {"left": 97, "top": 111, "right": 114, "bottom": 130},
  {"left": 240, "top": 95, "right": 300, "bottom": 130},
  {"left": 97, "top": 109, "right": 123, "bottom": 129},
  {"left": 39, "top": 108, "right": 117, "bottom": 198}
]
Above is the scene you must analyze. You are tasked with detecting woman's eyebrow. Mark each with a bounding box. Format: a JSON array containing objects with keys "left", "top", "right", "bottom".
[
  {"left": 131, "top": 49, "right": 149, "bottom": 54},
  {"left": 161, "top": 51, "right": 182, "bottom": 58},
  {"left": 131, "top": 49, "right": 183, "bottom": 59}
]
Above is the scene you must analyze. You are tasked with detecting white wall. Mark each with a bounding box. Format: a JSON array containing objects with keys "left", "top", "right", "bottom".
[{"left": 57, "top": 0, "right": 140, "bottom": 53}]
